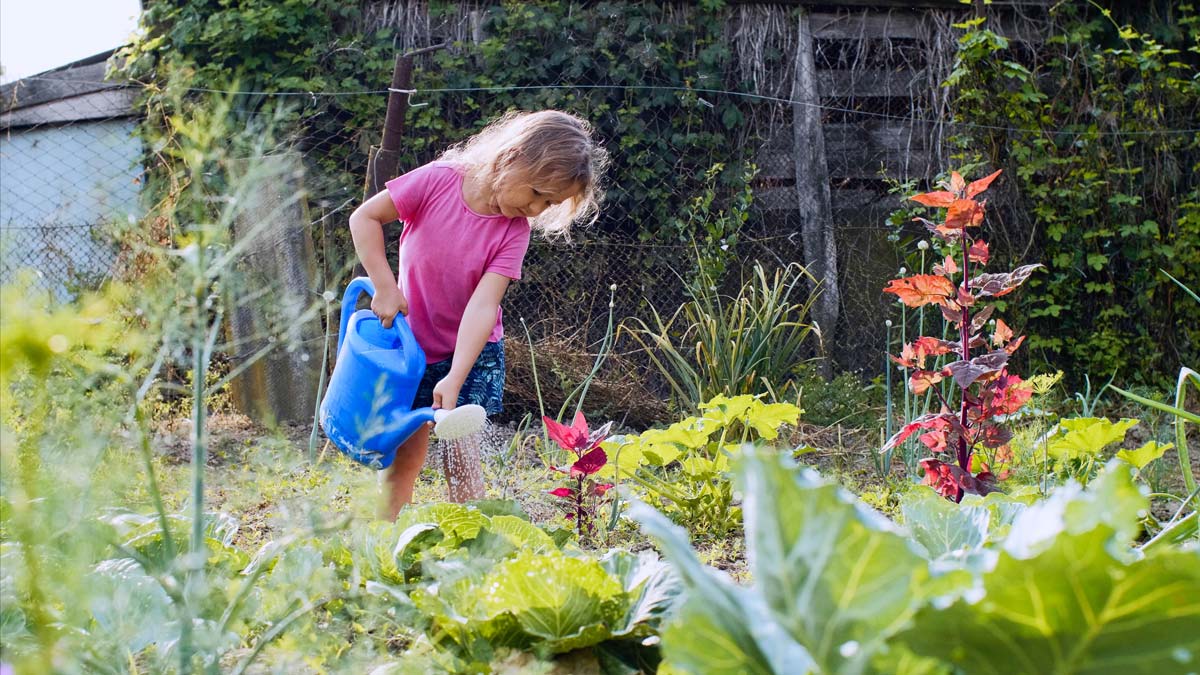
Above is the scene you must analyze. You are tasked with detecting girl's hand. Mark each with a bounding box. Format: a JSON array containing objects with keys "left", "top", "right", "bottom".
[
  {"left": 431, "top": 375, "right": 464, "bottom": 410},
  {"left": 372, "top": 286, "right": 408, "bottom": 328}
]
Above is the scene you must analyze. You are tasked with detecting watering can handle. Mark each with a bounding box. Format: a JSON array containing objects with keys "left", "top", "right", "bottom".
[{"left": 336, "top": 276, "right": 421, "bottom": 360}]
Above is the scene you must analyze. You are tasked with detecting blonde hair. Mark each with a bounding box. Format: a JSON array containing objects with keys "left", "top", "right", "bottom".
[{"left": 438, "top": 110, "right": 609, "bottom": 236}]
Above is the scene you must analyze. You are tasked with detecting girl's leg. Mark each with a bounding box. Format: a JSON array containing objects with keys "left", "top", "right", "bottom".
[
  {"left": 378, "top": 424, "right": 431, "bottom": 520},
  {"left": 441, "top": 435, "right": 485, "bottom": 502}
]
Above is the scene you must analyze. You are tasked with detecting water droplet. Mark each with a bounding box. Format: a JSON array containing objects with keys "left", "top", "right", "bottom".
[
  {"left": 839, "top": 641, "right": 860, "bottom": 658},
  {"left": 47, "top": 334, "right": 69, "bottom": 353},
  {"left": 1172, "top": 647, "right": 1192, "bottom": 663}
]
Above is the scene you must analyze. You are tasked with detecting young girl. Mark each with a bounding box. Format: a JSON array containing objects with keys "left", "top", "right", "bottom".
[{"left": 348, "top": 110, "right": 608, "bottom": 520}]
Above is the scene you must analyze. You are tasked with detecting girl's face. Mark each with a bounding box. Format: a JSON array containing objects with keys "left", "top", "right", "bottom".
[{"left": 490, "top": 165, "right": 583, "bottom": 219}]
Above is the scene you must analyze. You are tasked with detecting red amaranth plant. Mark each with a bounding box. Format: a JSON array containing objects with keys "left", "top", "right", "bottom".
[
  {"left": 543, "top": 412, "right": 614, "bottom": 541},
  {"left": 882, "top": 170, "right": 1041, "bottom": 502}
]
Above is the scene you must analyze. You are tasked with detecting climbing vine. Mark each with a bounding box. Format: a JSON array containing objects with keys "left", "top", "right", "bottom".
[
  {"left": 944, "top": 4, "right": 1200, "bottom": 385},
  {"left": 116, "top": 0, "right": 755, "bottom": 253}
]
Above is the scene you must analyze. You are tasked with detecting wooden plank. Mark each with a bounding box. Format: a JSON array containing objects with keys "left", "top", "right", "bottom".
[
  {"left": 793, "top": 9, "right": 840, "bottom": 374},
  {"left": 227, "top": 154, "right": 323, "bottom": 427},
  {"left": 756, "top": 120, "right": 935, "bottom": 181},
  {"left": 757, "top": 186, "right": 899, "bottom": 213},
  {"left": 810, "top": 11, "right": 925, "bottom": 40},
  {"left": 732, "top": 1, "right": 963, "bottom": 9},
  {"left": 806, "top": 9, "right": 1048, "bottom": 44},
  {"left": 733, "top": 0, "right": 1050, "bottom": 8},
  {"left": 1, "top": 63, "right": 119, "bottom": 113},
  {"left": 818, "top": 69, "right": 921, "bottom": 98},
  {"left": 0, "top": 88, "right": 138, "bottom": 128}
]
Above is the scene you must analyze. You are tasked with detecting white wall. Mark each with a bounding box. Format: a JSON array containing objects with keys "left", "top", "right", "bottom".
[{"left": 0, "top": 118, "right": 142, "bottom": 300}]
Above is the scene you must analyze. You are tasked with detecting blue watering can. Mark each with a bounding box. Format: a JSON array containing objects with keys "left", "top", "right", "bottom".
[{"left": 319, "top": 277, "right": 486, "bottom": 469}]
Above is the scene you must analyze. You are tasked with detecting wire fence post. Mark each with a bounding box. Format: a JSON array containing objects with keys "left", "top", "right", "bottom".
[{"left": 364, "top": 43, "right": 448, "bottom": 201}]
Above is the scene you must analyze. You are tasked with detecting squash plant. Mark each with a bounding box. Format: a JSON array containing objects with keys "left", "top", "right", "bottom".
[{"left": 599, "top": 394, "right": 800, "bottom": 538}]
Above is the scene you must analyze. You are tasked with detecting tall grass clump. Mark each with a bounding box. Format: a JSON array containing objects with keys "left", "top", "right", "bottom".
[{"left": 623, "top": 261, "right": 818, "bottom": 413}]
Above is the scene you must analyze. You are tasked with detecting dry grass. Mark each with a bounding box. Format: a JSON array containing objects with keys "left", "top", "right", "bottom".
[{"left": 503, "top": 328, "right": 670, "bottom": 428}]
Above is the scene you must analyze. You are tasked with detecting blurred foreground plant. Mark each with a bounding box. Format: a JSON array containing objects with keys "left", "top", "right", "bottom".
[
  {"left": 0, "top": 86, "right": 327, "bottom": 673},
  {"left": 632, "top": 449, "right": 1200, "bottom": 674}
]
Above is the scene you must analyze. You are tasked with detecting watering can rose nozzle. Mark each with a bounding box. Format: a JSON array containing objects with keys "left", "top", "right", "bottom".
[{"left": 431, "top": 404, "right": 488, "bottom": 441}]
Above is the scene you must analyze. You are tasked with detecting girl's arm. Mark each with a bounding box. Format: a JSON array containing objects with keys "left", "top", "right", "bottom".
[
  {"left": 431, "top": 272, "right": 511, "bottom": 409},
  {"left": 348, "top": 190, "right": 407, "bottom": 327}
]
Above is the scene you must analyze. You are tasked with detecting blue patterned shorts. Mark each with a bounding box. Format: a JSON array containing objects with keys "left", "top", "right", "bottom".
[{"left": 413, "top": 339, "right": 505, "bottom": 415}]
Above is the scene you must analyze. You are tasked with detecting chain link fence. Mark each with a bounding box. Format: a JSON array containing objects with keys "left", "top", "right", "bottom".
[
  {"left": 0, "top": 115, "right": 141, "bottom": 301},
  {"left": 0, "top": 81, "right": 915, "bottom": 423},
  {"left": 3, "top": 3, "right": 1066, "bottom": 423}
]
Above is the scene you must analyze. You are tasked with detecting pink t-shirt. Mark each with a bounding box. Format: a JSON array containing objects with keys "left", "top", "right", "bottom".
[{"left": 386, "top": 162, "right": 531, "bottom": 363}]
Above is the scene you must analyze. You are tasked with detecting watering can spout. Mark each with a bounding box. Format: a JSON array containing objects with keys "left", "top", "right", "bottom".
[
  {"left": 379, "top": 404, "right": 489, "bottom": 451},
  {"left": 319, "top": 403, "right": 487, "bottom": 469},
  {"left": 381, "top": 407, "right": 438, "bottom": 452}
]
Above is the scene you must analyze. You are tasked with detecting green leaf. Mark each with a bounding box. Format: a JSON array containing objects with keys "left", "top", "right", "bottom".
[
  {"left": 1116, "top": 441, "right": 1172, "bottom": 470},
  {"left": 698, "top": 394, "right": 756, "bottom": 425},
  {"left": 738, "top": 449, "right": 927, "bottom": 673},
  {"left": 394, "top": 503, "right": 488, "bottom": 548},
  {"left": 679, "top": 454, "right": 727, "bottom": 479},
  {"left": 629, "top": 499, "right": 811, "bottom": 675},
  {"left": 598, "top": 549, "right": 682, "bottom": 638},
  {"left": 483, "top": 515, "right": 556, "bottom": 554},
  {"left": 89, "top": 558, "right": 176, "bottom": 654},
  {"left": 477, "top": 550, "right": 625, "bottom": 654},
  {"left": 598, "top": 437, "right": 636, "bottom": 479},
  {"left": 644, "top": 417, "right": 717, "bottom": 449},
  {"left": 899, "top": 534, "right": 1200, "bottom": 675},
  {"left": 1004, "top": 462, "right": 1147, "bottom": 559},
  {"left": 901, "top": 491, "right": 994, "bottom": 558},
  {"left": 743, "top": 402, "right": 801, "bottom": 440},
  {"left": 1044, "top": 418, "right": 1139, "bottom": 461}
]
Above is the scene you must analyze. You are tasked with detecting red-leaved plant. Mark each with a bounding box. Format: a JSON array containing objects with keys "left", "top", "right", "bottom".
[
  {"left": 543, "top": 412, "right": 614, "bottom": 540},
  {"left": 882, "top": 170, "right": 1041, "bottom": 502}
]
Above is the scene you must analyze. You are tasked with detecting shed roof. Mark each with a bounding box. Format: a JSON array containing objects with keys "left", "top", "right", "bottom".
[{"left": 1, "top": 49, "right": 139, "bottom": 129}]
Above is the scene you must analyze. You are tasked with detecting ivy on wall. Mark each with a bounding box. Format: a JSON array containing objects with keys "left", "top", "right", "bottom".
[
  {"left": 117, "top": 0, "right": 755, "bottom": 247},
  {"left": 944, "top": 4, "right": 1199, "bottom": 386},
  {"left": 116, "top": 0, "right": 1198, "bottom": 384}
]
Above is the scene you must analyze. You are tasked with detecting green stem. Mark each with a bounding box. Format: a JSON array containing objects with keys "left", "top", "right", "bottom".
[
  {"left": 134, "top": 404, "right": 176, "bottom": 561},
  {"left": 1141, "top": 511, "right": 1198, "bottom": 554},
  {"left": 957, "top": 236, "right": 973, "bottom": 480},
  {"left": 182, "top": 250, "right": 210, "bottom": 673},
  {"left": 14, "top": 386, "right": 54, "bottom": 672},
  {"left": 309, "top": 223, "right": 332, "bottom": 463},
  {"left": 566, "top": 284, "right": 618, "bottom": 419},
  {"left": 521, "top": 317, "right": 550, "bottom": 451},
  {"left": 229, "top": 596, "right": 332, "bottom": 675},
  {"left": 1109, "top": 371, "right": 1198, "bottom": 494}
]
